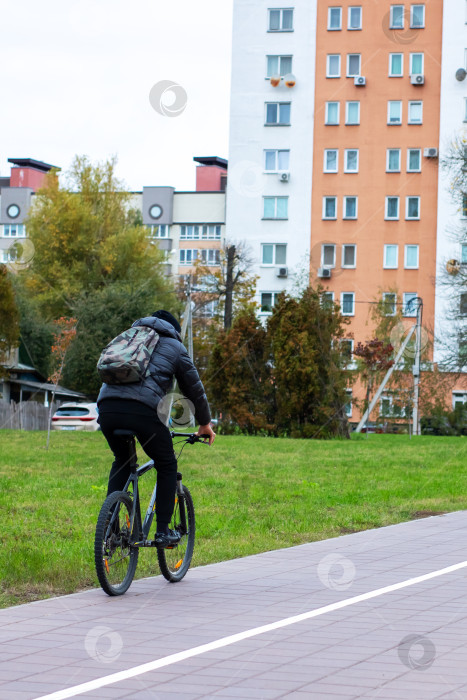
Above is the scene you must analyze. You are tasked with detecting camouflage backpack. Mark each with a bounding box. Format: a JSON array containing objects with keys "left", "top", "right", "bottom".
[{"left": 96, "top": 327, "right": 159, "bottom": 385}]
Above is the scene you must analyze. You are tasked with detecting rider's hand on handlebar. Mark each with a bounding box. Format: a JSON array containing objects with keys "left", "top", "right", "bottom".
[{"left": 197, "top": 423, "right": 216, "bottom": 445}]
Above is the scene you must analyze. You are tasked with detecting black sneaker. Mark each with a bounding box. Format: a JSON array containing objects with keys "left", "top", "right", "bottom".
[{"left": 153, "top": 529, "right": 181, "bottom": 549}]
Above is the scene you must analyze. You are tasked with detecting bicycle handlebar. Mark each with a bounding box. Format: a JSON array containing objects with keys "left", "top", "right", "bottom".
[{"left": 170, "top": 431, "right": 210, "bottom": 444}]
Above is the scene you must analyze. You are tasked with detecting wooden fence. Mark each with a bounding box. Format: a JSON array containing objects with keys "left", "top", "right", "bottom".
[{"left": 0, "top": 401, "right": 61, "bottom": 431}]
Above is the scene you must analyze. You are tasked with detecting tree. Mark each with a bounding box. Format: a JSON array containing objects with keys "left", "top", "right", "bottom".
[
  {"left": 46, "top": 317, "right": 77, "bottom": 449},
  {"left": 205, "top": 309, "right": 272, "bottom": 433},
  {"left": 0, "top": 267, "right": 20, "bottom": 376},
  {"left": 16, "top": 156, "right": 177, "bottom": 396},
  {"left": 353, "top": 338, "right": 394, "bottom": 427},
  {"left": 23, "top": 156, "right": 171, "bottom": 318},
  {"left": 266, "top": 288, "right": 352, "bottom": 438},
  {"left": 191, "top": 241, "right": 258, "bottom": 330},
  {"left": 62, "top": 283, "right": 175, "bottom": 397},
  {"left": 439, "top": 135, "right": 467, "bottom": 370}
]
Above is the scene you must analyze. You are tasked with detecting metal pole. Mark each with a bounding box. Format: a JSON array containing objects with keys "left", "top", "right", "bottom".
[
  {"left": 412, "top": 297, "right": 422, "bottom": 436},
  {"left": 355, "top": 325, "right": 416, "bottom": 433}
]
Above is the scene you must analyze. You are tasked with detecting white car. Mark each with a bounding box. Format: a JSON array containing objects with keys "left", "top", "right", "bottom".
[{"left": 52, "top": 402, "right": 100, "bottom": 432}]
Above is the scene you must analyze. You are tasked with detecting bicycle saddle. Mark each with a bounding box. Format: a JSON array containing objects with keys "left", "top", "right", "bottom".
[{"left": 113, "top": 429, "right": 136, "bottom": 437}]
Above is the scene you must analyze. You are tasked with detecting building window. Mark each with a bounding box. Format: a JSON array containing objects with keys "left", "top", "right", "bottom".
[
  {"left": 2, "top": 224, "right": 25, "bottom": 237},
  {"left": 382, "top": 292, "right": 397, "bottom": 316},
  {"left": 405, "top": 244, "right": 419, "bottom": 268},
  {"left": 408, "top": 101, "right": 423, "bottom": 124},
  {"left": 342, "top": 244, "right": 356, "bottom": 267},
  {"left": 348, "top": 6, "right": 362, "bottom": 29},
  {"left": 328, "top": 7, "right": 342, "bottom": 30},
  {"left": 344, "top": 149, "right": 359, "bottom": 172},
  {"left": 268, "top": 8, "right": 294, "bottom": 31},
  {"left": 180, "top": 225, "right": 221, "bottom": 240},
  {"left": 460, "top": 292, "right": 467, "bottom": 316},
  {"left": 453, "top": 391, "right": 467, "bottom": 409},
  {"left": 410, "top": 52, "right": 424, "bottom": 75},
  {"left": 390, "top": 5, "right": 404, "bottom": 28},
  {"left": 260, "top": 291, "right": 279, "bottom": 313},
  {"left": 321, "top": 244, "right": 336, "bottom": 268},
  {"left": 264, "top": 149, "right": 290, "bottom": 172},
  {"left": 266, "top": 55, "right": 293, "bottom": 78},
  {"left": 262, "top": 243, "right": 287, "bottom": 265},
  {"left": 387, "top": 149, "right": 401, "bottom": 172},
  {"left": 347, "top": 54, "right": 361, "bottom": 77},
  {"left": 324, "top": 149, "right": 338, "bottom": 173},
  {"left": 385, "top": 197, "right": 400, "bottom": 220},
  {"left": 461, "top": 243, "right": 467, "bottom": 264},
  {"left": 201, "top": 249, "right": 220, "bottom": 265},
  {"left": 406, "top": 196, "right": 420, "bottom": 219},
  {"left": 344, "top": 389, "right": 353, "bottom": 417},
  {"left": 463, "top": 194, "right": 467, "bottom": 217},
  {"left": 407, "top": 149, "right": 421, "bottom": 172},
  {"left": 403, "top": 292, "right": 418, "bottom": 317},
  {"left": 179, "top": 249, "right": 198, "bottom": 265},
  {"left": 323, "top": 196, "right": 337, "bottom": 219},
  {"left": 263, "top": 196, "right": 288, "bottom": 219},
  {"left": 341, "top": 339, "right": 354, "bottom": 363},
  {"left": 410, "top": 4, "right": 425, "bottom": 28},
  {"left": 343, "top": 196, "right": 358, "bottom": 219},
  {"left": 327, "top": 54, "right": 341, "bottom": 78},
  {"left": 346, "top": 101, "right": 360, "bottom": 124},
  {"left": 325, "top": 101, "right": 340, "bottom": 125},
  {"left": 389, "top": 53, "right": 403, "bottom": 77},
  {"left": 265, "top": 102, "right": 291, "bottom": 125},
  {"left": 384, "top": 244, "right": 399, "bottom": 268},
  {"left": 341, "top": 292, "right": 355, "bottom": 316},
  {"left": 388, "top": 101, "right": 402, "bottom": 124},
  {"left": 321, "top": 291, "right": 335, "bottom": 307}
]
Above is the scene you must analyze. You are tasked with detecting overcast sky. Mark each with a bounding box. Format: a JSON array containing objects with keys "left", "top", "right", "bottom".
[{"left": 1, "top": 0, "right": 233, "bottom": 191}]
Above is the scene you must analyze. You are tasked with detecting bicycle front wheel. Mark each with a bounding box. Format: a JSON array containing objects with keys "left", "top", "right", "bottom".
[
  {"left": 158, "top": 485, "right": 195, "bottom": 582},
  {"left": 94, "top": 491, "right": 139, "bottom": 596}
]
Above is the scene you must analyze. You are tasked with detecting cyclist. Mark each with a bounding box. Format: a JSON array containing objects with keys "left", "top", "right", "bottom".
[{"left": 97, "top": 310, "right": 215, "bottom": 548}]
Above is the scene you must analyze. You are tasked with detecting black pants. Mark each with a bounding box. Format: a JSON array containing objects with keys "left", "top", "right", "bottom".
[{"left": 98, "top": 411, "right": 178, "bottom": 526}]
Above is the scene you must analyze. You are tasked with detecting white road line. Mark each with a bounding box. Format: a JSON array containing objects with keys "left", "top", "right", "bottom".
[{"left": 35, "top": 559, "right": 467, "bottom": 700}]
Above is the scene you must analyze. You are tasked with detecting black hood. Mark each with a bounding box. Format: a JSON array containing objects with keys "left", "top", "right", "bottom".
[{"left": 132, "top": 316, "right": 182, "bottom": 341}]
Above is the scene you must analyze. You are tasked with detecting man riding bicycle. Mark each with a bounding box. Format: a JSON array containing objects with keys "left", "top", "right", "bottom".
[{"left": 97, "top": 310, "right": 215, "bottom": 548}]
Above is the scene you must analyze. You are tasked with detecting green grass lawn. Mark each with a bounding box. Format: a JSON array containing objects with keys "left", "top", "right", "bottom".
[{"left": 1, "top": 430, "right": 466, "bottom": 608}]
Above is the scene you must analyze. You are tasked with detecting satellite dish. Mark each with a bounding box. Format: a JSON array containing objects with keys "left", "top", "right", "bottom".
[
  {"left": 284, "top": 73, "right": 296, "bottom": 88},
  {"left": 456, "top": 68, "right": 467, "bottom": 81},
  {"left": 270, "top": 74, "right": 281, "bottom": 87},
  {"left": 446, "top": 259, "right": 460, "bottom": 275}
]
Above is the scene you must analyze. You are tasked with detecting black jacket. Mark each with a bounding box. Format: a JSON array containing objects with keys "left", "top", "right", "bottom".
[{"left": 97, "top": 317, "right": 211, "bottom": 425}]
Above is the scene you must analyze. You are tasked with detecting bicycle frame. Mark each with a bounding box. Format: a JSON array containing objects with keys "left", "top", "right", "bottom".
[{"left": 107, "top": 434, "right": 190, "bottom": 548}]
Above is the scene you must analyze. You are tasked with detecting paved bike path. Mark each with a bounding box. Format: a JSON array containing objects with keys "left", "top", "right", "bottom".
[{"left": 2, "top": 512, "right": 467, "bottom": 699}]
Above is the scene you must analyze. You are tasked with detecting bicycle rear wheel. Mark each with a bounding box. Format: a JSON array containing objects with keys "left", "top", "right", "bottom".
[
  {"left": 94, "top": 491, "right": 139, "bottom": 596},
  {"left": 158, "top": 485, "right": 195, "bottom": 582}
]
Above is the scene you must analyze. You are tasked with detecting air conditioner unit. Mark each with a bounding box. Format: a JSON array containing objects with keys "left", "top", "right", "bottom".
[
  {"left": 318, "top": 267, "right": 332, "bottom": 278},
  {"left": 411, "top": 74, "right": 425, "bottom": 85},
  {"left": 276, "top": 267, "right": 288, "bottom": 278},
  {"left": 423, "top": 147, "right": 438, "bottom": 158},
  {"left": 354, "top": 76, "right": 366, "bottom": 86},
  {"left": 278, "top": 171, "right": 290, "bottom": 182}
]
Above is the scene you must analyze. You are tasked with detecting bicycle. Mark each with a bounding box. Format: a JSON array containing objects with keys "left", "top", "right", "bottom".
[{"left": 94, "top": 430, "right": 207, "bottom": 596}]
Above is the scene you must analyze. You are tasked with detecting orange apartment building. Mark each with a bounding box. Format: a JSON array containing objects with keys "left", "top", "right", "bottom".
[{"left": 227, "top": 0, "right": 467, "bottom": 426}]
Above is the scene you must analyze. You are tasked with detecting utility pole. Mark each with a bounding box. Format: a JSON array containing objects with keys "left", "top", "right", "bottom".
[
  {"left": 412, "top": 297, "right": 423, "bottom": 436},
  {"left": 224, "top": 245, "right": 235, "bottom": 330}
]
